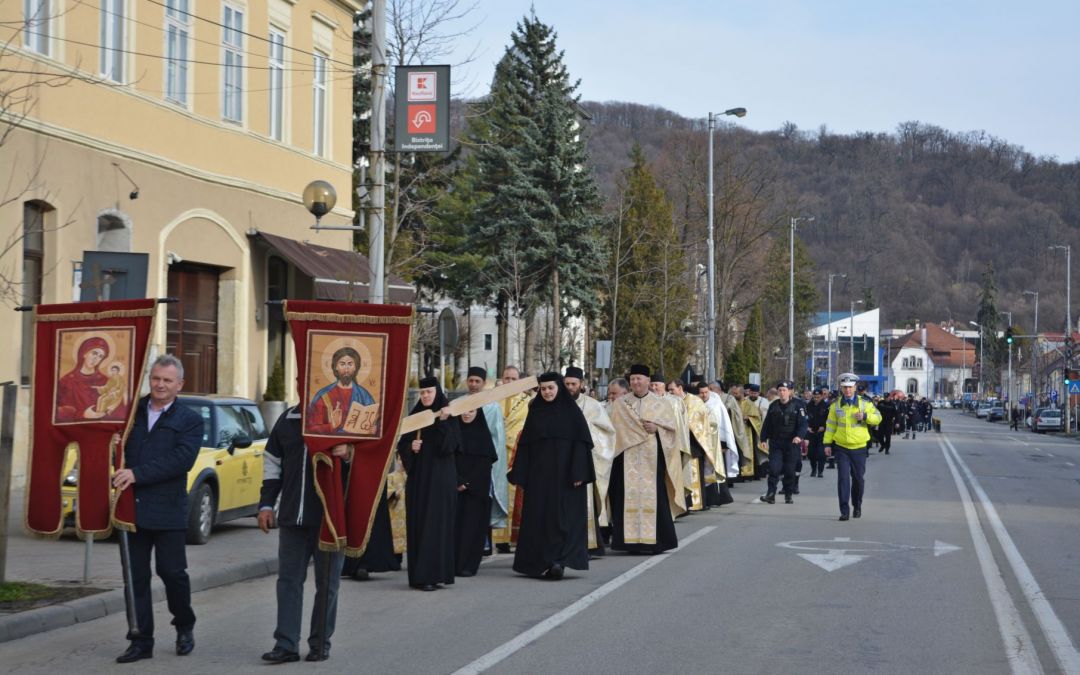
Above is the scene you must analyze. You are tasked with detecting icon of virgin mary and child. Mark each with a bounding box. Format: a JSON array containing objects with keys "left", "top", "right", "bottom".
[{"left": 55, "top": 335, "right": 129, "bottom": 422}]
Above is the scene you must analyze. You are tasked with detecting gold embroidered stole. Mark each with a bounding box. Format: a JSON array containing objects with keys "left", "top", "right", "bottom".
[
  {"left": 493, "top": 391, "right": 532, "bottom": 545},
  {"left": 611, "top": 392, "right": 684, "bottom": 544}
]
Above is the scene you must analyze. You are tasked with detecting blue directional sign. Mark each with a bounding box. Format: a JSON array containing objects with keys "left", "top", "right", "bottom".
[{"left": 1069, "top": 382, "right": 1080, "bottom": 395}]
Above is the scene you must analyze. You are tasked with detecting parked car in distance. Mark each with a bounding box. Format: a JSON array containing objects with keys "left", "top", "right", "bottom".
[
  {"left": 986, "top": 405, "right": 1005, "bottom": 422},
  {"left": 61, "top": 396, "right": 269, "bottom": 544},
  {"left": 976, "top": 402, "right": 992, "bottom": 418},
  {"left": 1033, "top": 409, "right": 1063, "bottom": 433}
]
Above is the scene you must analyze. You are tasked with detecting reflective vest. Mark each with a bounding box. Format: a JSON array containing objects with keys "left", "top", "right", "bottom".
[{"left": 823, "top": 397, "right": 882, "bottom": 449}]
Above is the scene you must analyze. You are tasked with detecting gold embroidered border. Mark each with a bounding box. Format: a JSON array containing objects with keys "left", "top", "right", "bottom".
[
  {"left": 284, "top": 311, "right": 413, "bottom": 325},
  {"left": 34, "top": 307, "right": 157, "bottom": 322}
]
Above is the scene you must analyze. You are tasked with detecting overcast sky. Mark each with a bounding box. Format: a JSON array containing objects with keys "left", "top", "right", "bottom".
[{"left": 442, "top": 0, "right": 1080, "bottom": 162}]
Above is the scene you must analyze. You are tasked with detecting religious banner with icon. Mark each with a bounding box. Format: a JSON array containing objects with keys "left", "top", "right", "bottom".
[
  {"left": 285, "top": 300, "right": 413, "bottom": 553},
  {"left": 25, "top": 299, "right": 156, "bottom": 538}
]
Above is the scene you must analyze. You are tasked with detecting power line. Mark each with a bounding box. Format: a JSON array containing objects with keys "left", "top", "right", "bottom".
[
  {"left": 87, "top": 2, "right": 361, "bottom": 73},
  {"left": 0, "top": 67, "right": 355, "bottom": 96},
  {"left": 140, "top": 0, "right": 359, "bottom": 71},
  {"left": 17, "top": 27, "right": 355, "bottom": 73}
]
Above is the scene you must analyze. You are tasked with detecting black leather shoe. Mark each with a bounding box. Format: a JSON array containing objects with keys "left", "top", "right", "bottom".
[
  {"left": 853, "top": 508, "right": 862, "bottom": 518},
  {"left": 176, "top": 630, "right": 194, "bottom": 656},
  {"left": 838, "top": 514, "right": 850, "bottom": 521},
  {"left": 421, "top": 584, "right": 438, "bottom": 591},
  {"left": 261, "top": 647, "right": 301, "bottom": 663},
  {"left": 116, "top": 644, "right": 153, "bottom": 664},
  {"left": 785, "top": 495, "right": 794, "bottom": 504},
  {"left": 545, "top": 563, "right": 564, "bottom": 580},
  {"left": 458, "top": 569, "right": 476, "bottom": 577},
  {"left": 305, "top": 649, "right": 330, "bottom": 662},
  {"left": 761, "top": 493, "right": 775, "bottom": 504},
  {"left": 496, "top": 543, "right": 511, "bottom": 554}
]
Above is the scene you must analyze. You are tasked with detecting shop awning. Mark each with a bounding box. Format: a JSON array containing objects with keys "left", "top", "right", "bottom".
[{"left": 249, "top": 230, "right": 416, "bottom": 304}]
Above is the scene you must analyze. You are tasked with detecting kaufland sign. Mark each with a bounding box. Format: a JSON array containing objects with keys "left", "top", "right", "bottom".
[{"left": 395, "top": 65, "right": 450, "bottom": 152}]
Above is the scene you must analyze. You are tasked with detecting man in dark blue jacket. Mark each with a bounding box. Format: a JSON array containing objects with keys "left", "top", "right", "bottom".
[
  {"left": 111, "top": 355, "right": 203, "bottom": 664},
  {"left": 759, "top": 380, "right": 809, "bottom": 504},
  {"left": 258, "top": 392, "right": 350, "bottom": 664}
]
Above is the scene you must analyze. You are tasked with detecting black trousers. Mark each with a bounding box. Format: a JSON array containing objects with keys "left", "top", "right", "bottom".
[
  {"left": 807, "top": 433, "right": 826, "bottom": 475},
  {"left": 766, "top": 441, "right": 800, "bottom": 496},
  {"left": 879, "top": 424, "right": 893, "bottom": 452},
  {"left": 127, "top": 527, "right": 195, "bottom": 647}
]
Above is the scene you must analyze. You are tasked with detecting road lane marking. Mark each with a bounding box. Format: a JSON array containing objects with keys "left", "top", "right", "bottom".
[
  {"left": 939, "top": 437, "right": 1043, "bottom": 675},
  {"left": 945, "top": 436, "right": 1080, "bottom": 674},
  {"left": 452, "top": 525, "right": 716, "bottom": 674},
  {"left": 776, "top": 538, "right": 961, "bottom": 571}
]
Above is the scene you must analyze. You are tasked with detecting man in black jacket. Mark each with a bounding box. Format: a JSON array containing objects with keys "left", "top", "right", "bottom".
[
  {"left": 805, "top": 388, "right": 830, "bottom": 477},
  {"left": 877, "top": 393, "right": 897, "bottom": 453},
  {"left": 111, "top": 355, "right": 203, "bottom": 664},
  {"left": 759, "top": 380, "right": 809, "bottom": 504},
  {"left": 258, "top": 396, "right": 351, "bottom": 664}
]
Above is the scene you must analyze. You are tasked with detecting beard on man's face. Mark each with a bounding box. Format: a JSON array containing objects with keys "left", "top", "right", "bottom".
[{"left": 335, "top": 368, "right": 355, "bottom": 386}]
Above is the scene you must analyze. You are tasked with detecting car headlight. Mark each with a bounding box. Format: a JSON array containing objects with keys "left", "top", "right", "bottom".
[{"left": 63, "top": 467, "right": 79, "bottom": 486}]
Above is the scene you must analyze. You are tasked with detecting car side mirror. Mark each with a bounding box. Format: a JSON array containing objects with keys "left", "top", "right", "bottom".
[{"left": 229, "top": 432, "right": 253, "bottom": 453}]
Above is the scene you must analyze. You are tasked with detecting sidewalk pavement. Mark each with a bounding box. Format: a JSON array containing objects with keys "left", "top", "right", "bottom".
[{"left": 1, "top": 489, "right": 279, "bottom": 643}]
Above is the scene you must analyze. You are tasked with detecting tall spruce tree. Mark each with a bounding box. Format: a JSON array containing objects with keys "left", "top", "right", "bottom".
[
  {"left": 469, "top": 13, "right": 605, "bottom": 369},
  {"left": 976, "top": 263, "right": 1002, "bottom": 388},
  {"left": 604, "top": 145, "right": 691, "bottom": 376}
]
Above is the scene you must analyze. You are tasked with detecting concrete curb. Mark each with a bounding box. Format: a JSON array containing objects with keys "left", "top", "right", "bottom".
[{"left": 0, "top": 555, "right": 279, "bottom": 643}]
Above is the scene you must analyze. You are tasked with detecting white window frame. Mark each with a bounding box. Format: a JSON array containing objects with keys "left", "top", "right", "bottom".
[
  {"left": 164, "top": 0, "right": 192, "bottom": 106},
  {"left": 221, "top": 4, "right": 244, "bottom": 123},
  {"left": 268, "top": 28, "right": 286, "bottom": 141},
  {"left": 312, "top": 51, "right": 327, "bottom": 156},
  {"left": 23, "top": 0, "right": 52, "bottom": 56},
  {"left": 99, "top": 0, "right": 125, "bottom": 83}
]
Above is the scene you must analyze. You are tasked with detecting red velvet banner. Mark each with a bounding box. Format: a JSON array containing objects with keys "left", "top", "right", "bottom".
[
  {"left": 25, "top": 299, "right": 156, "bottom": 537},
  {"left": 284, "top": 300, "right": 413, "bottom": 552}
]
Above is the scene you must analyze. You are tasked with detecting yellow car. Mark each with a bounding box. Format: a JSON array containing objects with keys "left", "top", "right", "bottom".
[{"left": 61, "top": 396, "right": 270, "bottom": 544}]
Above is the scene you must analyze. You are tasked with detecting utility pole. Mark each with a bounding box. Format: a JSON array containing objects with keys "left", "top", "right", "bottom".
[
  {"left": 368, "top": 0, "right": 386, "bottom": 303},
  {"left": 827, "top": 273, "right": 845, "bottom": 386},
  {"left": 789, "top": 216, "right": 813, "bottom": 381}
]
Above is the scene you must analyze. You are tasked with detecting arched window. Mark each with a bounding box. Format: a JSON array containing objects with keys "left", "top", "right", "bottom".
[
  {"left": 907, "top": 378, "right": 919, "bottom": 395},
  {"left": 97, "top": 209, "right": 132, "bottom": 252},
  {"left": 917, "top": 358, "right": 924, "bottom": 368}
]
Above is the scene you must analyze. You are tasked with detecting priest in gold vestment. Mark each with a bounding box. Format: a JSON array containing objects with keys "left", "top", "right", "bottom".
[
  {"left": 493, "top": 366, "right": 532, "bottom": 551},
  {"left": 608, "top": 365, "right": 683, "bottom": 554}
]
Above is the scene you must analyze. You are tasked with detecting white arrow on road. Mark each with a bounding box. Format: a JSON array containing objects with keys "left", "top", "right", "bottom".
[
  {"left": 797, "top": 550, "right": 867, "bottom": 571},
  {"left": 934, "top": 540, "right": 962, "bottom": 557},
  {"left": 777, "top": 537, "right": 962, "bottom": 571}
]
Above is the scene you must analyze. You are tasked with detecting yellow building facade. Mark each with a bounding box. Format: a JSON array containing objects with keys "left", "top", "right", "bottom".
[{"left": 1, "top": 0, "right": 364, "bottom": 485}]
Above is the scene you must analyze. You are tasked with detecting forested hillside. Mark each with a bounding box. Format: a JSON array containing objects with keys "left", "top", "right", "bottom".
[{"left": 578, "top": 101, "right": 1080, "bottom": 333}]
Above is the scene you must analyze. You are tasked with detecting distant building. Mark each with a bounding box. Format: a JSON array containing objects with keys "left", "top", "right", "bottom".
[
  {"left": 888, "top": 323, "right": 975, "bottom": 398},
  {"left": 808, "top": 308, "right": 881, "bottom": 391}
]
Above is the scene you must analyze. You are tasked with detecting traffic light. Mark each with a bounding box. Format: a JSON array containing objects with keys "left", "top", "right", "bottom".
[{"left": 1005, "top": 326, "right": 1014, "bottom": 344}]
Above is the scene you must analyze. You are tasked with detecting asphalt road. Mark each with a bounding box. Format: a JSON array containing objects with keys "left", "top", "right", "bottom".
[{"left": 4, "top": 409, "right": 1079, "bottom": 674}]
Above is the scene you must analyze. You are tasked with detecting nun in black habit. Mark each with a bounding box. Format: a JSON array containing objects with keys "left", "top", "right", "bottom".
[
  {"left": 508, "top": 372, "right": 596, "bottom": 580},
  {"left": 396, "top": 377, "right": 459, "bottom": 591},
  {"left": 454, "top": 408, "right": 498, "bottom": 577}
]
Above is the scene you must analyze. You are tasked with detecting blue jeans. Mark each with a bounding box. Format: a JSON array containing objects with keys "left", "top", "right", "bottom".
[
  {"left": 835, "top": 446, "right": 868, "bottom": 516},
  {"left": 274, "top": 526, "right": 344, "bottom": 654}
]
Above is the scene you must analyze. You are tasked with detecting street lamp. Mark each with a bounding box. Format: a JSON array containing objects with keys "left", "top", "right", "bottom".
[
  {"left": 827, "top": 273, "right": 846, "bottom": 387},
  {"left": 1049, "top": 244, "right": 1072, "bottom": 431},
  {"left": 705, "top": 107, "right": 748, "bottom": 382},
  {"left": 849, "top": 299, "right": 863, "bottom": 373},
  {"left": 789, "top": 216, "right": 814, "bottom": 381},
  {"left": 969, "top": 320, "right": 984, "bottom": 397},
  {"left": 1024, "top": 289, "right": 1039, "bottom": 410}
]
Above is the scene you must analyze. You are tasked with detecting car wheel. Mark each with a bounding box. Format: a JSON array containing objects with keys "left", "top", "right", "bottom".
[{"left": 187, "top": 483, "right": 216, "bottom": 545}]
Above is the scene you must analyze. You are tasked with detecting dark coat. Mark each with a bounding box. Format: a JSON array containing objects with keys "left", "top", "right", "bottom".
[
  {"left": 125, "top": 396, "right": 203, "bottom": 530},
  {"left": 258, "top": 406, "right": 326, "bottom": 528}
]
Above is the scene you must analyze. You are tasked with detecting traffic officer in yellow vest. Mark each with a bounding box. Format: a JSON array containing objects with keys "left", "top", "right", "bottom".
[{"left": 823, "top": 373, "right": 882, "bottom": 521}]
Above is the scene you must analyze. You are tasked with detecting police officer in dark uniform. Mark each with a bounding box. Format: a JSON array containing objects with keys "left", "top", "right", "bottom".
[
  {"left": 805, "top": 388, "right": 830, "bottom": 477},
  {"left": 876, "top": 393, "right": 897, "bottom": 454},
  {"left": 759, "top": 380, "right": 808, "bottom": 504}
]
